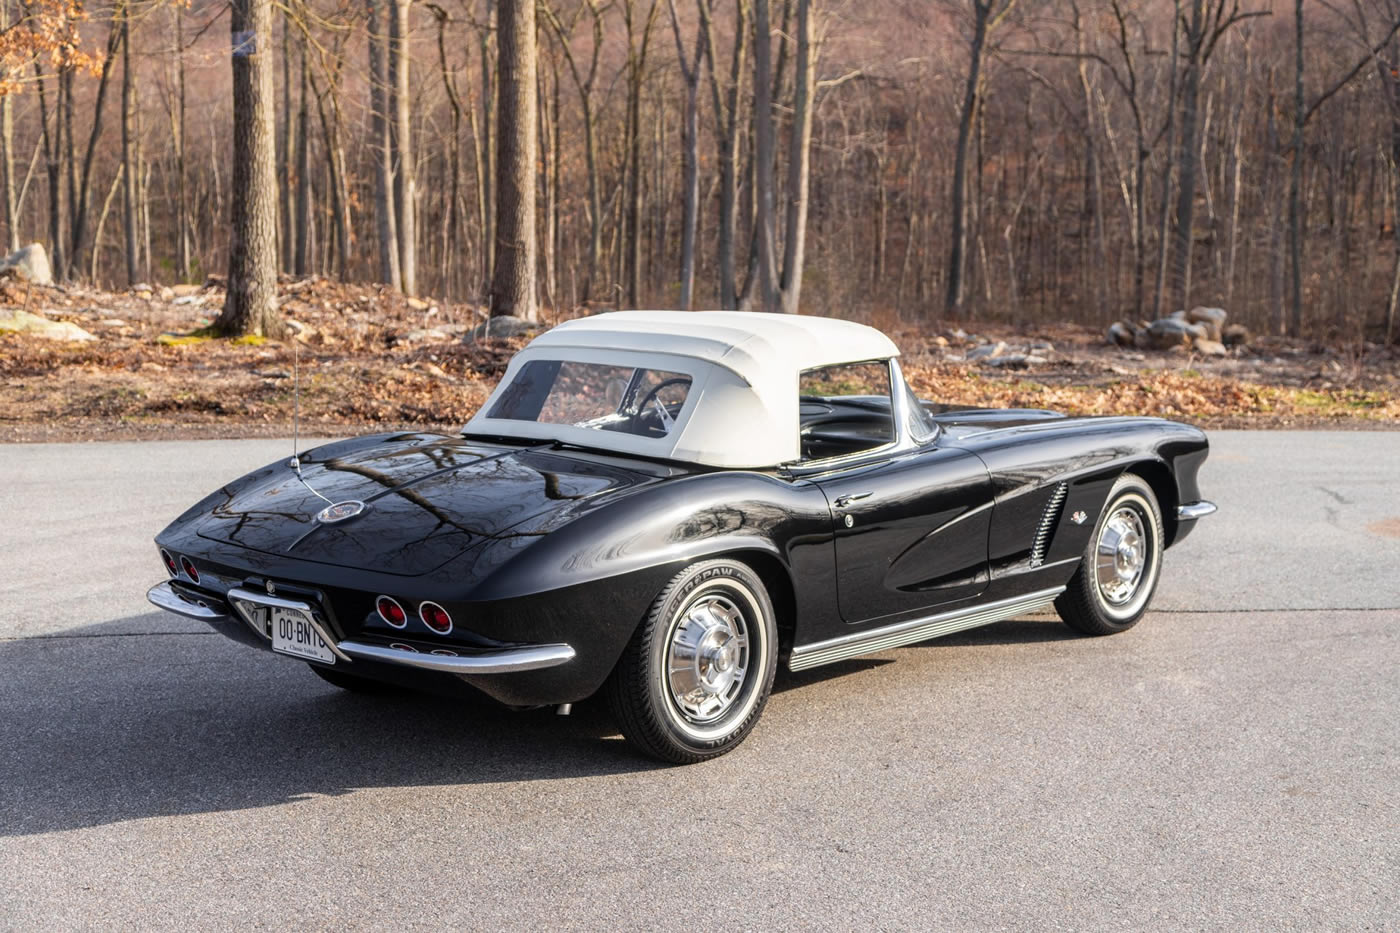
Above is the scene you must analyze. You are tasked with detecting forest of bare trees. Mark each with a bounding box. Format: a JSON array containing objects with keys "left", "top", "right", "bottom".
[{"left": 2, "top": 0, "right": 1400, "bottom": 343}]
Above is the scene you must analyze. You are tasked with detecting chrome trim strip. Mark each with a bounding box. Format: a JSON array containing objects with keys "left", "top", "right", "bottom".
[
  {"left": 338, "top": 640, "right": 576, "bottom": 675},
  {"left": 146, "top": 581, "right": 229, "bottom": 621},
  {"left": 1176, "top": 500, "right": 1218, "bottom": 520},
  {"left": 225, "top": 586, "right": 353, "bottom": 663},
  {"left": 788, "top": 587, "right": 1064, "bottom": 672}
]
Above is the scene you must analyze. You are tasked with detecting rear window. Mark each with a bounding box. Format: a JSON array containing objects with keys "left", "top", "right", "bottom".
[{"left": 487, "top": 360, "right": 693, "bottom": 438}]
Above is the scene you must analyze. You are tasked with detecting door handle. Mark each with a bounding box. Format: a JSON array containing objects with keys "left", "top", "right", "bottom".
[{"left": 833, "top": 492, "right": 872, "bottom": 508}]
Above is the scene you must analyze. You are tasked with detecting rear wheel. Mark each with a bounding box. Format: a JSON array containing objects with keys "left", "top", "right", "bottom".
[
  {"left": 606, "top": 559, "right": 778, "bottom": 764},
  {"left": 307, "top": 663, "right": 401, "bottom": 694},
  {"left": 1055, "top": 473, "right": 1164, "bottom": 636}
]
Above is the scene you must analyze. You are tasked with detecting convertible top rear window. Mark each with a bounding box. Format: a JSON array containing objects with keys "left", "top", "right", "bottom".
[{"left": 487, "top": 360, "right": 693, "bottom": 438}]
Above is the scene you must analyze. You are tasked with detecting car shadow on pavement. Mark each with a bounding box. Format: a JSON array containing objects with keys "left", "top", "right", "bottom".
[
  {"left": 0, "top": 613, "right": 663, "bottom": 838},
  {"left": 0, "top": 611, "right": 1082, "bottom": 838}
]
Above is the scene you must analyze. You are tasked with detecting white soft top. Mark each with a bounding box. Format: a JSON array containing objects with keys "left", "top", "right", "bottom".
[{"left": 466, "top": 311, "right": 901, "bottom": 468}]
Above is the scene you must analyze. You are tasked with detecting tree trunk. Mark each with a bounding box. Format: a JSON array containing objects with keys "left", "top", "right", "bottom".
[
  {"left": 778, "top": 0, "right": 814, "bottom": 315},
  {"left": 946, "top": 2, "right": 994, "bottom": 318},
  {"left": 217, "top": 0, "right": 282, "bottom": 337},
  {"left": 1153, "top": 0, "right": 1182, "bottom": 319},
  {"left": 490, "top": 0, "right": 538, "bottom": 320},
  {"left": 279, "top": 17, "right": 293, "bottom": 272},
  {"left": 121, "top": 15, "right": 138, "bottom": 286},
  {"left": 392, "top": 0, "right": 417, "bottom": 295},
  {"left": 174, "top": 2, "right": 191, "bottom": 282},
  {"left": 1171, "top": 10, "right": 1204, "bottom": 313},
  {"left": 667, "top": 0, "right": 702, "bottom": 310},
  {"left": 480, "top": 19, "right": 496, "bottom": 292},
  {"left": 295, "top": 43, "right": 311, "bottom": 276},
  {"left": 70, "top": 9, "right": 125, "bottom": 280},
  {"left": 35, "top": 61, "right": 63, "bottom": 276},
  {"left": 431, "top": 5, "right": 465, "bottom": 297},
  {"left": 367, "top": 0, "right": 401, "bottom": 289},
  {"left": 752, "top": 0, "right": 779, "bottom": 312},
  {"left": 308, "top": 64, "right": 351, "bottom": 279},
  {"left": 697, "top": 0, "right": 747, "bottom": 310},
  {"left": 1287, "top": 0, "right": 1304, "bottom": 336},
  {"left": 0, "top": 1, "right": 16, "bottom": 251}
]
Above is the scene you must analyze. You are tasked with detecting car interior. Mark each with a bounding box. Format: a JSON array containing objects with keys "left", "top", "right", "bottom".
[{"left": 798, "top": 361, "right": 897, "bottom": 461}]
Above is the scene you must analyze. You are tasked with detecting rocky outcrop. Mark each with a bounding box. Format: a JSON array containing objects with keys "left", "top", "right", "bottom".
[
  {"left": 0, "top": 308, "right": 95, "bottom": 341},
  {"left": 0, "top": 243, "right": 53, "bottom": 285},
  {"left": 1187, "top": 306, "right": 1227, "bottom": 342},
  {"left": 1108, "top": 305, "right": 1244, "bottom": 355}
]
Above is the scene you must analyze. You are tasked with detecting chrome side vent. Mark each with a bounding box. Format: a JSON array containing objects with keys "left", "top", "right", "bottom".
[{"left": 1030, "top": 483, "right": 1068, "bottom": 568}]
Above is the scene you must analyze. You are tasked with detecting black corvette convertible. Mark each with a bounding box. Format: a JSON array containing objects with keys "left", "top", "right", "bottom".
[{"left": 149, "top": 311, "right": 1215, "bottom": 763}]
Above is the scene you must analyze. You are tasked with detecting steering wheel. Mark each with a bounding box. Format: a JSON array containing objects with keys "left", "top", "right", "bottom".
[{"left": 634, "top": 377, "right": 692, "bottom": 428}]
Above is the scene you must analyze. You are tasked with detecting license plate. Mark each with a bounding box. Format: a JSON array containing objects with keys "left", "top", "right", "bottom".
[{"left": 270, "top": 606, "right": 335, "bottom": 664}]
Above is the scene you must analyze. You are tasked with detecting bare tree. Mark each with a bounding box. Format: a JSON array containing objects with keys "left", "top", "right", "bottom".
[
  {"left": 392, "top": 0, "right": 417, "bottom": 295},
  {"left": 217, "top": 0, "right": 282, "bottom": 337},
  {"left": 752, "top": 0, "right": 779, "bottom": 312},
  {"left": 946, "top": 0, "right": 1018, "bottom": 318},
  {"left": 697, "top": 0, "right": 748, "bottom": 309},
  {"left": 1168, "top": 0, "right": 1265, "bottom": 313},
  {"left": 367, "top": 0, "right": 402, "bottom": 289},
  {"left": 490, "top": 0, "right": 539, "bottom": 320},
  {"left": 666, "top": 0, "right": 705, "bottom": 309}
]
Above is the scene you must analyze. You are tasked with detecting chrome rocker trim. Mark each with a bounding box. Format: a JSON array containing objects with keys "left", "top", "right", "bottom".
[
  {"left": 148, "top": 581, "right": 576, "bottom": 676},
  {"left": 1176, "top": 500, "right": 1218, "bottom": 521},
  {"left": 788, "top": 587, "right": 1064, "bottom": 672}
]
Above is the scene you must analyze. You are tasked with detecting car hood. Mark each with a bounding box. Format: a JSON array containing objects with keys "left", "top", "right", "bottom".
[{"left": 194, "top": 436, "right": 660, "bottom": 576}]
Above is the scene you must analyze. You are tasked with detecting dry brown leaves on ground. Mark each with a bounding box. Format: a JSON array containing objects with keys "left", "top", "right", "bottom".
[{"left": 2, "top": 279, "right": 1398, "bottom": 443}]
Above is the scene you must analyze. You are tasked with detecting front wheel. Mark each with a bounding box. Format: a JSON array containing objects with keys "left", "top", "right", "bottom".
[
  {"left": 606, "top": 559, "right": 778, "bottom": 764},
  {"left": 1055, "top": 473, "right": 1164, "bottom": 636}
]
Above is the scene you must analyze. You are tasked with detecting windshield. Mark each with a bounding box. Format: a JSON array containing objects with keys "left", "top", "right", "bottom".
[{"left": 486, "top": 360, "right": 693, "bottom": 438}]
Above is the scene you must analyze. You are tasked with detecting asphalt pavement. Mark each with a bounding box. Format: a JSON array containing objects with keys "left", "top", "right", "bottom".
[{"left": 1, "top": 431, "right": 1396, "bottom": 930}]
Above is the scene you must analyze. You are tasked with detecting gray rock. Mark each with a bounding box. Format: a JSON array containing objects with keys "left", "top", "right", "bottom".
[
  {"left": 1107, "top": 321, "right": 1136, "bottom": 347},
  {"left": 402, "top": 328, "right": 443, "bottom": 342},
  {"left": 981, "top": 353, "right": 1048, "bottom": 369},
  {"left": 966, "top": 340, "right": 1007, "bottom": 360},
  {"left": 1222, "top": 323, "right": 1250, "bottom": 347},
  {"left": 1187, "top": 306, "right": 1227, "bottom": 341},
  {"left": 1145, "top": 317, "right": 1208, "bottom": 350},
  {"left": 0, "top": 308, "right": 94, "bottom": 341},
  {"left": 467, "top": 315, "right": 539, "bottom": 340},
  {"left": 1193, "top": 338, "right": 1228, "bottom": 357},
  {"left": 0, "top": 243, "right": 53, "bottom": 285}
]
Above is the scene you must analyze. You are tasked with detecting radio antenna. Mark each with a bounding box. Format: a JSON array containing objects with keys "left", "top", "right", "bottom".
[{"left": 288, "top": 325, "right": 333, "bottom": 507}]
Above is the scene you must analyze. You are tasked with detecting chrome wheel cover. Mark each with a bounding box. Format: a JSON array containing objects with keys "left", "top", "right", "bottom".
[
  {"left": 1094, "top": 506, "right": 1148, "bottom": 605},
  {"left": 666, "top": 594, "right": 751, "bottom": 725}
]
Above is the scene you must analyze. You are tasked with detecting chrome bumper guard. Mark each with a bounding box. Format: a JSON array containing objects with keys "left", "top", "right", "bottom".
[
  {"left": 1176, "top": 500, "right": 1218, "bottom": 520},
  {"left": 146, "top": 581, "right": 575, "bottom": 675}
]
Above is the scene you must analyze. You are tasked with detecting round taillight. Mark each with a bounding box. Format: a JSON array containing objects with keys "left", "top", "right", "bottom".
[
  {"left": 376, "top": 596, "right": 407, "bottom": 628},
  {"left": 179, "top": 555, "right": 199, "bottom": 583},
  {"left": 419, "top": 601, "right": 452, "bottom": 635},
  {"left": 160, "top": 549, "right": 178, "bottom": 576}
]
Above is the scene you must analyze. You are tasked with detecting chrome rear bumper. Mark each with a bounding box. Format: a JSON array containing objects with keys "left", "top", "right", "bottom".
[
  {"left": 146, "top": 581, "right": 575, "bottom": 676},
  {"left": 1176, "top": 500, "right": 1218, "bottom": 520}
]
